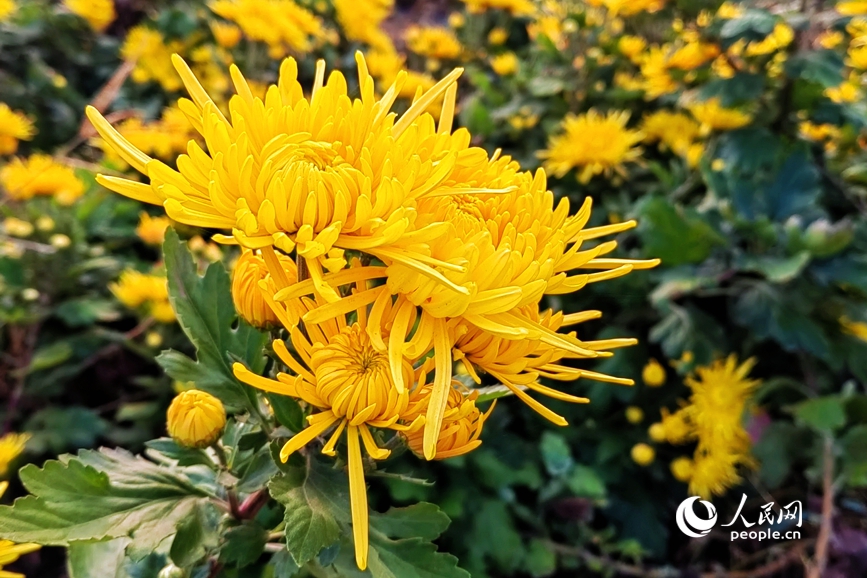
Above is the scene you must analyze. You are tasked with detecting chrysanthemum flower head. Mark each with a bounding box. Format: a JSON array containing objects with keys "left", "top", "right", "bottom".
[
  {"left": 232, "top": 273, "right": 425, "bottom": 571},
  {"left": 63, "top": 0, "right": 115, "bottom": 32},
  {"left": 210, "top": 0, "right": 324, "bottom": 57},
  {"left": 0, "top": 154, "right": 84, "bottom": 204},
  {"left": 0, "top": 104, "right": 34, "bottom": 156},
  {"left": 231, "top": 248, "right": 296, "bottom": 328},
  {"left": 403, "top": 386, "right": 494, "bottom": 459},
  {"left": 686, "top": 97, "right": 752, "bottom": 134},
  {"left": 539, "top": 109, "right": 644, "bottom": 183},
  {"left": 136, "top": 212, "right": 171, "bottom": 246}
]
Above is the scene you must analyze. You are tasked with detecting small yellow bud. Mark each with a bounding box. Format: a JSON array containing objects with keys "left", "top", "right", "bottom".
[
  {"left": 711, "top": 158, "right": 726, "bottom": 171},
  {"left": 670, "top": 457, "right": 693, "bottom": 482},
  {"left": 36, "top": 216, "right": 55, "bottom": 231},
  {"left": 145, "top": 331, "right": 163, "bottom": 348},
  {"left": 631, "top": 443, "right": 655, "bottom": 466},
  {"left": 49, "top": 234, "right": 71, "bottom": 249},
  {"left": 648, "top": 422, "right": 666, "bottom": 442},
  {"left": 642, "top": 358, "right": 666, "bottom": 387},
  {"left": 167, "top": 389, "right": 226, "bottom": 448},
  {"left": 625, "top": 406, "right": 644, "bottom": 424},
  {"left": 448, "top": 12, "right": 465, "bottom": 28}
]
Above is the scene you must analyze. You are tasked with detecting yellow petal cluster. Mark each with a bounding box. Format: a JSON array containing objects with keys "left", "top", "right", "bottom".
[
  {"left": 0, "top": 433, "right": 28, "bottom": 477},
  {"left": 0, "top": 155, "right": 84, "bottom": 205},
  {"left": 63, "top": 0, "right": 115, "bottom": 32},
  {"left": 95, "top": 106, "right": 199, "bottom": 167},
  {"left": 460, "top": 0, "right": 535, "bottom": 15},
  {"left": 209, "top": 0, "right": 324, "bottom": 58},
  {"left": 89, "top": 54, "right": 658, "bottom": 570},
  {"left": 0, "top": 104, "right": 34, "bottom": 156},
  {"left": 540, "top": 109, "right": 644, "bottom": 183},
  {"left": 136, "top": 213, "right": 172, "bottom": 246},
  {"left": 405, "top": 26, "right": 463, "bottom": 60},
  {"left": 651, "top": 355, "right": 760, "bottom": 498},
  {"left": 0, "top": 0, "right": 15, "bottom": 21},
  {"left": 490, "top": 52, "right": 519, "bottom": 75},
  {"left": 167, "top": 389, "right": 227, "bottom": 448},
  {"left": 686, "top": 97, "right": 752, "bottom": 133},
  {"left": 121, "top": 26, "right": 184, "bottom": 92},
  {"left": 110, "top": 269, "right": 176, "bottom": 323}
]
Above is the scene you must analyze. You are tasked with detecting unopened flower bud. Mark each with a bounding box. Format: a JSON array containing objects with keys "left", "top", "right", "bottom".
[{"left": 167, "top": 390, "right": 226, "bottom": 448}]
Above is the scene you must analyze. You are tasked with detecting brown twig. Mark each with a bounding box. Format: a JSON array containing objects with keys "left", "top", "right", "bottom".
[
  {"left": 805, "top": 436, "right": 834, "bottom": 578},
  {"left": 238, "top": 489, "right": 270, "bottom": 520},
  {"left": 543, "top": 540, "right": 679, "bottom": 578}
]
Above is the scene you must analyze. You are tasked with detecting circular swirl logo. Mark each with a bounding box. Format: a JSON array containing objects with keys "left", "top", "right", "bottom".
[{"left": 675, "top": 496, "right": 717, "bottom": 538}]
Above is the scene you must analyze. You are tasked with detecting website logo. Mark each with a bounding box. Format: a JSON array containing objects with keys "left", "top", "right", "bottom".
[{"left": 675, "top": 496, "right": 717, "bottom": 538}]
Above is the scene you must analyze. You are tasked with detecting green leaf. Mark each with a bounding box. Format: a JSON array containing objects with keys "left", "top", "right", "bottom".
[
  {"left": 159, "top": 228, "right": 268, "bottom": 411},
  {"left": 523, "top": 539, "right": 556, "bottom": 577},
  {"left": 740, "top": 252, "right": 811, "bottom": 283},
  {"left": 369, "top": 503, "right": 450, "bottom": 541},
  {"left": 0, "top": 448, "right": 208, "bottom": 558},
  {"left": 269, "top": 465, "right": 344, "bottom": 566},
  {"left": 220, "top": 522, "right": 268, "bottom": 567},
  {"left": 793, "top": 397, "right": 847, "bottom": 432},
  {"left": 271, "top": 549, "right": 301, "bottom": 577},
  {"left": 24, "top": 406, "right": 108, "bottom": 454},
  {"left": 68, "top": 538, "right": 130, "bottom": 578},
  {"left": 26, "top": 341, "right": 73, "bottom": 374},
  {"left": 636, "top": 197, "right": 724, "bottom": 266},
  {"left": 55, "top": 298, "right": 120, "bottom": 327},
  {"left": 267, "top": 393, "right": 305, "bottom": 433},
  {"left": 170, "top": 505, "right": 207, "bottom": 568},
  {"left": 540, "top": 432, "right": 573, "bottom": 477},
  {"left": 474, "top": 384, "right": 514, "bottom": 403},
  {"left": 566, "top": 465, "right": 606, "bottom": 499}
]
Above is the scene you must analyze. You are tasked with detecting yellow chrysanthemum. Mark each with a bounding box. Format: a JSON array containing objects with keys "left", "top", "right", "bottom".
[
  {"left": 335, "top": 0, "right": 393, "bottom": 49},
  {"left": 817, "top": 30, "right": 844, "bottom": 49},
  {"left": 667, "top": 41, "right": 720, "bottom": 70},
  {"left": 0, "top": 155, "right": 84, "bottom": 204},
  {"left": 110, "top": 269, "right": 169, "bottom": 308},
  {"left": 210, "top": 0, "right": 324, "bottom": 57},
  {"left": 121, "top": 26, "right": 184, "bottom": 92},
  {"left": 625, "top": 406, "right": 643, "bottom": 423},
  {"left": 686, "top": 98, "right": 752, "bottom": 133},
  {"left": 490, "top": 52, "right": 519, "bottom": 75},
  {"left": 540, "top": 109, "right": 643, "bottom": 183},
  {"left": 800, "top": 121, "right": 841, "bottom": 143},
  {"left": 656, "top": 355, "right": 759, "bottom": 498},
  {"left": 716, "top": 1, "right": 743, "bottom": 18},
  {"left": 825, "top": 76, "right": 861, "bottom": 103},
  {"left": 0, "top": 104, "right": 34, "bottom": 156},
  {"left": 838, "top": 0, "right": 867, "bottom": 14},
  {"left": 686, "top": 355, "right": 759, "bottom": 446},
  {"left": 639, "top": 47, "right": 679, "bottom": 98},
  {"left": 89, "top": 53, "right": 658, "bottom": 468},
  {"left": 136, "top": 213, "right": 172, "bottom": 246},
  {"left": 745, "top": 22, "right": 794, "bottom": 56},
  {"left": 460, "top": 0, "right": 535, "bottom": 15},
  {"left": 232, "top": 280, "right": 427, "bottom": 571},
  {"left": 167, "top": 389, "right": 227, "bottom": 448},
  {"left": 210, "top": 21, "right": 242, "bottom": 48},
  {"left": 231, "top": 249, "right": 296, "bottom": 328},
  {"left": 0, "top": 0, "right": 16, "bottom": 21},
  {"left": 150, "top": 300, "right": 177, "bottom": 323},
  {"left": 405, "top": 26, "right": 463, "bottom": 60},
  {"left": 642, "top": 111, "right": 701, "bottom": 156},
  {"left": 618, "top": 35, "right": 646, "bottom": 61},
  {"left": 63, "top": 0, "right": 115, "bottom": 32},
  {"left": 602, "top": 0, "right": 664, "bottom": 16},
  {"left": 0, "top": 482, "right": 40, "bottom": 578},
  {"left": 0, "top": 434, "right": 28, "bottom": 478}
]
